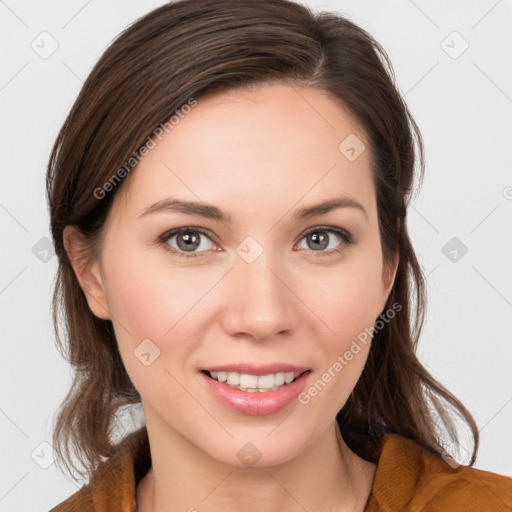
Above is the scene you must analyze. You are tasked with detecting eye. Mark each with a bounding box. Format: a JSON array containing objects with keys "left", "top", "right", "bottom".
[
  {"left": 157, "top": 225, "right": 354, "bottom": 260},
  {"left": 296, "top": 227, "right": 354, "bottom": 257},
  {"left": 158, "top": 227, "right": 216, "bottom": 259}
]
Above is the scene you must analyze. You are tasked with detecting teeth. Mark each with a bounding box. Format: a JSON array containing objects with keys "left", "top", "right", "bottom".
[
  {"left": 226, "top": 372, "right": 239, "bottom": 385},
  {"left": 240, "top": 373, "right": 258, "bottom": 389},
  {"left": 284, "top": 372, "right": 295, "bottom": 384},
  {"left": 275, "top": 372, "right": 285, "bottom": 385},
  {"left": 208, "top": 370, "right": 303, "bottom": 391}
]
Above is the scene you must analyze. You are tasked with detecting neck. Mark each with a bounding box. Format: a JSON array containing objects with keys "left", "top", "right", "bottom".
[{"left": 137, "top": 413, "right": 376, "bottom": 512}]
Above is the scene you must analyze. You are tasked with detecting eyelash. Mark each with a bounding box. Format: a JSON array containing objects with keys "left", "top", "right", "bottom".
[{"left": 157, "top": 226, "right": 355, "bottom": 260}]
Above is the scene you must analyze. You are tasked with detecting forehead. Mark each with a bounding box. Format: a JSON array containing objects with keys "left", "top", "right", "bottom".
[{"left": 112, "top": 82, "right": 375, "bottom": 223}]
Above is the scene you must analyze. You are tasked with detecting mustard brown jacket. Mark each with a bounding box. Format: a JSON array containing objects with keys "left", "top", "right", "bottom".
[{"left": 50, "top": 427, "right": 512, "bottom": 511}]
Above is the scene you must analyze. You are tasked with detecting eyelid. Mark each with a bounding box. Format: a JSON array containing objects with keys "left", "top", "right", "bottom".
[
  {"left": 157, "top": 226, "right": 219, "bottom": 252},
  {"left": 158, "top": 225, "right": 217, "bottom": 241},
  {"left": 157, "top": 224, "right": 355, "bottom": 258},
  {"left": 294, "top": 226, "right": 355, "bottom": 259},
  {"left": 298, "top": 225, "right": 354, "bottom": 245}
]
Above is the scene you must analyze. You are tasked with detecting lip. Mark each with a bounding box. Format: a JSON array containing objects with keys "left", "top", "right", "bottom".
[
  {"left": 201, "top": 363, "right": 310, "bottom": 376},
  {"left": 200, "top": 369, "right": 311, "bottom": 416}
]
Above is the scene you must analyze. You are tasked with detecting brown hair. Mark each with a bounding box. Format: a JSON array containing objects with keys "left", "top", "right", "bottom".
[{"left": 46, "top": 0, "right": 478, "bottom": 477}]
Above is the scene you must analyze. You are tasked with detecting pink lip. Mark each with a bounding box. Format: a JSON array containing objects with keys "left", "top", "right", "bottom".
[
  {"left": 199, "top": 370, "right": 311, "bottom": 416},
  {"left": 201, "top": 363, "right": 310, "bottom": 376}
]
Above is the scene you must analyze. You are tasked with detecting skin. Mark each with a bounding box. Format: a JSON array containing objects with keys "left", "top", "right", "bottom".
[{"left": 64, "top": 82, "right": 398, "bottom": 512}]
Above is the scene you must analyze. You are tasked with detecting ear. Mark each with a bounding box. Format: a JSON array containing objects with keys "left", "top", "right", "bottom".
[
  {"left": 63, "top": 225, "right": 111, "bottom": 320},
  {"left": 379, "top": 248, "right": 398, "bottom": 309},
  {"left": 377, "top": 221, "right": 400, "bottom": 315}
]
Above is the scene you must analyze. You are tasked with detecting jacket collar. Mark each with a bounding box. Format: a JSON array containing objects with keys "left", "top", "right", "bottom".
[
  {"left": 86, "top": 425, "right": 468, "bottom": 512},
  {"left": 90, "top": 426, "right": 150, "bottom": 512}
]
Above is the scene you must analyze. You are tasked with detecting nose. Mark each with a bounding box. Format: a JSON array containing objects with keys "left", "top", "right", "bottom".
[{"left": 220, "top": 251, "right": 299, "bottom": 341}]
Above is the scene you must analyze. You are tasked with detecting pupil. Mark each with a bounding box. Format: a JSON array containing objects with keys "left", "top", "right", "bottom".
[
  {"left": 310, "top": 232, "right": 328, "bottom": 250},
  {"left": 178, "top": 231, "right": 200, "bottom": 251}
]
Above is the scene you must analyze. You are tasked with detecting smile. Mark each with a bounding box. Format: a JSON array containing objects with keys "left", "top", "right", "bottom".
[
  {"left": 200, "top": 366, "right": 312, "bottom": 416},
  {"left": 205, "top": 370, "right": 307, "bottom": 392}
]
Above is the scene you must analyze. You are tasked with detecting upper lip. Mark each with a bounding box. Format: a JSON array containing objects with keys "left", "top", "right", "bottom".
[{"left": 201, "top": 363, "right": 310, "bottom": 376}]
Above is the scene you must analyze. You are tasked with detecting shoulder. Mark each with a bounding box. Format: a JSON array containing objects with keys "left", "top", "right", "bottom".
[
  {"left": 367, "top": 433, "right": 512, "bottom": 511},
  {"left": 49, "top": 427, "right": 149, "bottom": 512},
  {"left": 49, "top": 485, "right": 95, "bottom": 512}
]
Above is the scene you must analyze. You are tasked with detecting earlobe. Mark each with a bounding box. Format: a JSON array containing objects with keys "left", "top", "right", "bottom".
[{"left": 63, "top": 225, "right": 111, "bottom": 321}]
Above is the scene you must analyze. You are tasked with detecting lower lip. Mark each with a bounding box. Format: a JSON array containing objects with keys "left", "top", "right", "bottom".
[{"left": 200, "top": 371, "right": 310, "bottom": 416}]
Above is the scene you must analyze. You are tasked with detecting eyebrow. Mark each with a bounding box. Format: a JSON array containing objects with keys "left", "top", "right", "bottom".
[{"left": 137, "top": 196, "right": 367, "bottom": 222}]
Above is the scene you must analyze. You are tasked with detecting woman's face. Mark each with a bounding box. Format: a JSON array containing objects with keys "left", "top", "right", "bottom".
[{"left": 69, "top": 82, "right": 397, "bottom": 466}]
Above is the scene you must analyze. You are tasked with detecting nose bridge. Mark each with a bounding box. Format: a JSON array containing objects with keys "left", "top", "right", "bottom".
[{"left": 221, "top": 239, "right": 297, "bottom": 339}]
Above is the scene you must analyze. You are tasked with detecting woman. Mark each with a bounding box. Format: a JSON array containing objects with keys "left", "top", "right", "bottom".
[{"left": 47, "top": 0, "right": 511, "bottom": 510}]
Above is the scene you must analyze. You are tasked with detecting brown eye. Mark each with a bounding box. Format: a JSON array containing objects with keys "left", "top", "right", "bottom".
[
  {"left": 159, "top": 227, "right": 215, "bottom": 258},
  {"left": 176, "top": 230, "right": 201, "bottom": 251},
  {"left": 306, "top": 231, "right": 330, "bottom": 251},
  {"left": 297, "top": 227, "right": 354, "bottom": 257}
]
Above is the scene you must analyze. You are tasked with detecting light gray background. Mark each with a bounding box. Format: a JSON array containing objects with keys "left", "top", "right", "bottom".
[{"left": 1, "top": 1, "right": 511, "bottom": 510}]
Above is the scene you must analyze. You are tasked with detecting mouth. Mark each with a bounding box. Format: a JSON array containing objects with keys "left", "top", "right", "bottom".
[
  {"left": 199, "top": 365, "right": 312, "bottom": 416},
  {"left": 201, "top": 369, "right": 311, "bottom": 393}
]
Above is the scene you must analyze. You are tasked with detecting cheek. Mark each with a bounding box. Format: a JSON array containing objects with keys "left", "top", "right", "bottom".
[
  {"left": 294, "top": 290, "right": 377, "bottom": 422},
  {"left": 298, "top": 256, "right": 383, "bottom": 345},
  {"left": 101, "top": 246, "right": 224, "bottom": 382},
  {"left": 102, "top": 238, "right": 218, "bottom": 338},
  {"left": 103, "top": 257, "right": 212, "bottom": 412},
  {"left": 293, "top": 256, "right": 382, "bottom": 404}
]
